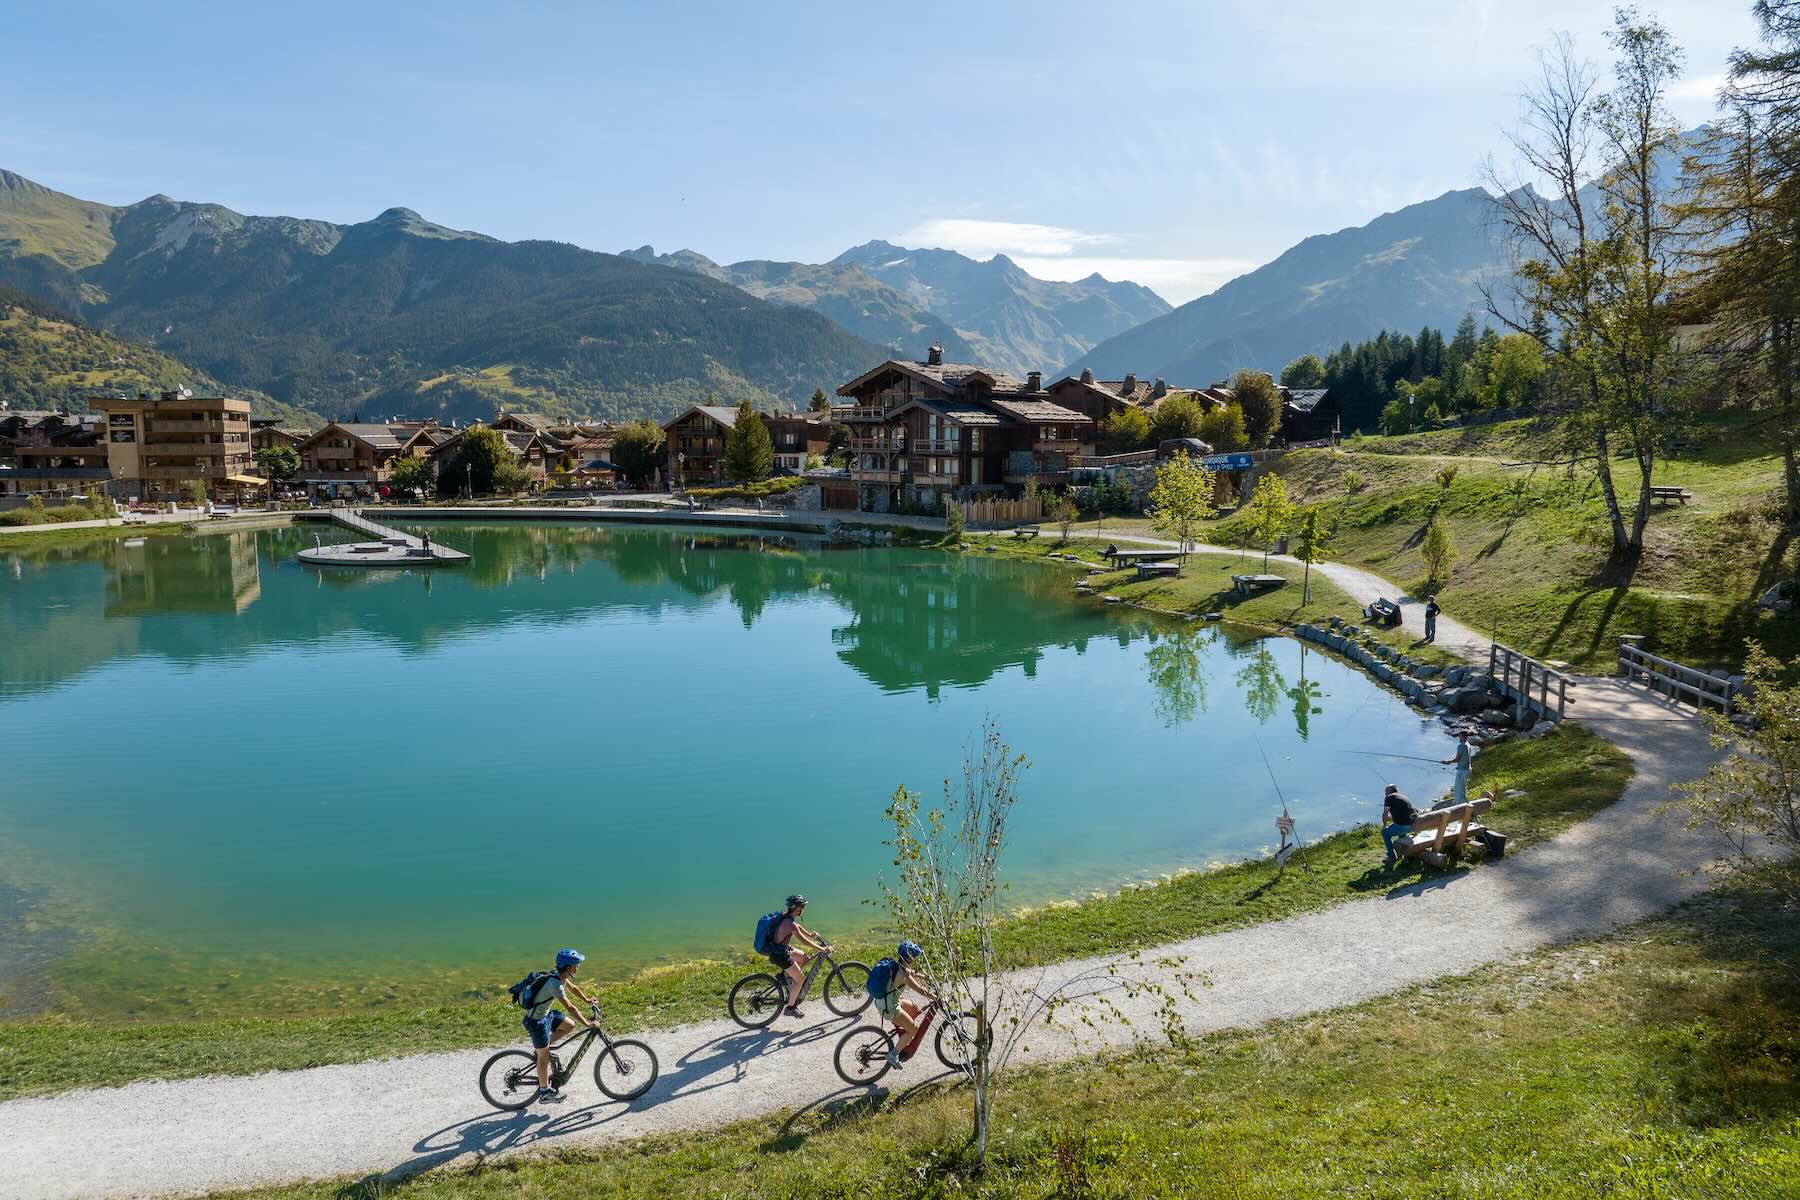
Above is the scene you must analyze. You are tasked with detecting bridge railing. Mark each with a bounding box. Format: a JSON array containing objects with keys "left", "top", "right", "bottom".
[
  {"left": 1617, "top": 637, "right": 1739, "bottom": 715},
  {"left": 1489, "top": 642, "right": 1575, "bottom": 721}
]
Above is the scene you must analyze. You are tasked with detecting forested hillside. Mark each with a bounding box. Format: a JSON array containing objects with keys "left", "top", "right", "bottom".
[
  {"left": 0, "top": 284, "right": 314, "bottom": 422},
  {"left": 0, "top": 173, "right": 885, "bottom": 424}
]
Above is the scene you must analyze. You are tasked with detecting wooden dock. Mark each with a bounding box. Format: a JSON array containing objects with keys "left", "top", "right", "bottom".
[{"left": 297, "top": 509, "right": 469, "bottom": 567}]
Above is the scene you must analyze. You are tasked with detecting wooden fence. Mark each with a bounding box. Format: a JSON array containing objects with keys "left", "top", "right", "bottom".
[
  {"left": 961, "top": 495, "right": 1044, "bottom": 528},
  {"left": 1489, "top": 642, "right": 1575, "bottom": 722},
  {"left": 1617, "top": 637, "right": 1739, "bottom": 714}
]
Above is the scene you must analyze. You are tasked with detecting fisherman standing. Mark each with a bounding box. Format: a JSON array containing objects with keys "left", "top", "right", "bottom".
[
  {"left": 1423, "top": 595, "right": 1440, "bottom": 643},
  {"left": 1440, "top": 729, "right": 1473, "bottom": 805}
]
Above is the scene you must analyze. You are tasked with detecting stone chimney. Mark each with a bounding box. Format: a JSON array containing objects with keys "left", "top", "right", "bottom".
[
  {"left": 1152, "top": 378, "right": 1168, "bottom": 399},
  {"left": 1027, "top": 370, "right": 1042, "bottom": 390},
  {"left": 1079, "top": 368, "right": 1095, "bottom": 385},
  {"left": 1122, "top": 373, "right": 1138, "bottom": 394},
  {"left": 926, "top": 344, "right": 944, "bottom": 366}
]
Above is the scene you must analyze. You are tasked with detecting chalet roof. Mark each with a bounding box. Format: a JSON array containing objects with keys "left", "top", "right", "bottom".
[
  {"left": 1282, "top": 388, "right": 1333, "bottom": 413},
  {"left": 887, "top": 397, "right": 1006, "bottom": 427},
  {"left": 988, "top": 398, "right": 1092, "bottom": 425},
  {"left": 837, "top": 358, "right": 1039, "bottom": 398},
  {"left": 495, "top": 411, "right": 551, "bottom": 431},
  {"left": 695, "top": 405, "right": 741, "bottom": 427},
  {"left": 333, "top": 423, "right": 408, "bottom": 450},
  {"left": 500, "top": 430, "right": 538, "bottom": 454}
]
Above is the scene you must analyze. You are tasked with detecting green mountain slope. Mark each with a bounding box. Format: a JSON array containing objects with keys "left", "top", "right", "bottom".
[
  {"left": 0, "top": 173, "right": 886, "bottom": 424},
  {"left": 0, "top": 284, "right": 316, "bottom": 423},
  {"left": 1064, "top": 188, "right": 1506, "bottom": 387},
  {"left": 623, "top": 241, "right": 1171, "bottom": 376}
]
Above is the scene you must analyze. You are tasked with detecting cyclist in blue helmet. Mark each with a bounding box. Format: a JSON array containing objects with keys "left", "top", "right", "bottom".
[
  {"left": 873, "top": 941, "right": 939, "bottom": 1070},
  {"left": 525, "top": 948, "right": 599, "bottom": 1104}
]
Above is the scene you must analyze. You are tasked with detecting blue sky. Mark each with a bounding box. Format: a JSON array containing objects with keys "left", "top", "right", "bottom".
[{"left": 2, "top": 1, "right": 1755, "bottom": 303}]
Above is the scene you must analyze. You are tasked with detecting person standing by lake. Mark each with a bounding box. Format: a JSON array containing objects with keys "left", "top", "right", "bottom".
[
  {"left": 1423, "top": 595, "right": 1440, "bottom": 643},
  {"left": 1441, "top": 729, "right": 1473, "bottom": 805}
]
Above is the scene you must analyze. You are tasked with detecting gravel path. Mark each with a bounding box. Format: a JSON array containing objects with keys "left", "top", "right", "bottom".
[{"left": 0, "top": 543, "right": 1724, "bottom": 1200}]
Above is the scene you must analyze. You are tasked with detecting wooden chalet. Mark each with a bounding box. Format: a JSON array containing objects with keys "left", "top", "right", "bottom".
[
  {"left": 834, "top": 345, "right": 1091, "bottom": 513},
  {"left": 1279, "top": 387, "right": 1341, "bottom": 442},
  {"left": 0, "top": 412, "right": 108, "bottom": 498},
  {"left": 762, "top": 412, "right": 830, "bottom": 473},
  {"left": 295, "top": 422, "right": 422, "bottom": 496}
]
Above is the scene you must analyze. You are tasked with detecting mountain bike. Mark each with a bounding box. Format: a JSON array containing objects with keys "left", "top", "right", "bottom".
[
  {"left": 728, "top": 945, "right": 871, "bottom": 1029},
  {"left": 478, "top": 1003, "right": 659, "bottom": 1110},
  {"left": 833, "top": 997, "right": 987, "bottom": 1086}
]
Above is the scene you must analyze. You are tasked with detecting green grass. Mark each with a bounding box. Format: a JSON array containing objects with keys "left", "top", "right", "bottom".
[
  {"left": 688, "top": 475, "right": 810, "bottom": 501},
  {"left": 0, "top": 727, "right": 1624, "bottom": 1100},
  {"left": 1180, "top": 413, "right": 1796, "bottom": 673},
  {"left": 218, "top": 884, "right": 1800, "bottom": 1199},
  {"left": 966, "top": 534, "right": 1463, "bottom": 668},
  {"left": 0, "top": 498, "right": 110, "bottom": 526}
]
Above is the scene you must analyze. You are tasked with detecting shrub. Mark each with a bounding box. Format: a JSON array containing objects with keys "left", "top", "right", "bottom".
[
  {"left": 1421, "top": 516, "right": 1456, "bottom": 581},
  {"left": 1342, "top": 469, "right": 1367, "bottom": 494},
  {"left": 945, "top": 499, "right": 966, "bottom": 540}
]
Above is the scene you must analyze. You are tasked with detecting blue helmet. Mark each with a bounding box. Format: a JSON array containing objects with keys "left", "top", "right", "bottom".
[
  {"left": 897, "top": 941, "right": 923, "bottom": 962},
  {"left": 555, "top": 948, "right": 585, "bottom": 970}
]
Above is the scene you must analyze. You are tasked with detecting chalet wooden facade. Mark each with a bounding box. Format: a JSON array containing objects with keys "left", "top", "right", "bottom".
[
  {"left": 834, "top": 346, "right": 1091, "bottom": 513},
  {"left": 660, "top": 406, "right": 828, "bottom": 483}
]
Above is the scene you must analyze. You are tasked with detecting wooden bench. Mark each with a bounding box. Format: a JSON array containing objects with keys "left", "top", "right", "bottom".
[
  {"left": 1649, "top": 485, "right": 1693, "bottom": 505},
  {"left": 1395, "top": 797, "right": 1493, "bottom": 868},
  {"left": 1109, "top": 549, "right": 1181, "bottom": 566},
  {"left": 1364, "top": 597, "right": 1402, "bottom": 628},
  {"left": 1013, "top": 526, "right": 1040, "bottom": 539},
  {"left": 1136, "top": 561, "right": 1181, "bottom": 579}
]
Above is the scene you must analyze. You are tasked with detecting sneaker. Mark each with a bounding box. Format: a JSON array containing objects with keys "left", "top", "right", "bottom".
[
  {"left": 536, "top": 1087, "right": 565, "bottom": 1104},
  {"left": 886, "top": 1049, "right": 903, "bottom": 1070},
  {"left": 784, "top": 1006, "right": 805, "bottom": 1018}
]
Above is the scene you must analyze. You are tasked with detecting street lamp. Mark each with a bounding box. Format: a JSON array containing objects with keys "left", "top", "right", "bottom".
[{"left": 465, "top": 460, "right": 473, "bottom": 500}]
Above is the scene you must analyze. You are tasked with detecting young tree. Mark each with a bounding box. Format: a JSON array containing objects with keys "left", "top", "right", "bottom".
[
  {"left": 387, "top": 454, "right": 432, "bottom": 495},
  {"left": 1148, "top": 393, "right": 1208, "bottom": 444},
  {"left": 1292, "top": 504, "right": 1336, "bottom": 604},
  {"left": 1197, "top": 403, "right": 1249, "bottom": 452},
  {"left": 1099, "top": 405, "right": 1153, "bottom": 453},
  {"left": 723, "top": 401, "right": 773, "bottom": 482},
  {"left": 185, "top": 480, "right": 209, "bottom": 508},
  {"left": 1672, "top": 642, "right": 1800, "bottom": 903},
  {"left": 1421, "top": 514, "right": 1456, "bottom": 582},
  {"left": 1474, "top": 333, "right": 1546, "bottom": 410},
  {"left": 1280, "top": 354, "right": 1327, "bottom": 389},
  {"left": 611, "top": 419, "right": 666, "bottom": 488},
  {"left": 449, "top": 425, "right": 512, "bottom": 495},
  {"left": 1046, "top": 492, "right": 1079, "bottom": 542},
  {"left": 1146, "top": 453, "right": 1218, "bottom": 562},
  {"left": 1232, "top": 369, "right": 1284, "bottom": 447},
  {"left": 492, "top": 460, "right": 532, "bottom": 495},
  {"left": 944, "top": 497, "right": 966, "bottom": 541},
  {"left": 878, "top": 721, "right": 1196, "bottom": 1170},
  {"left": 808, "top": 387, "right": 832, "bottom": 413},
  {"left": 1245, "top": 471, "right": 1295, "bottom": 571},
  {"left": 253, "top": 445, "right": 300, "bottom": 492}
]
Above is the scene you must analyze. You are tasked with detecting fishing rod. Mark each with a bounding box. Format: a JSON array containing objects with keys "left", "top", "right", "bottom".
[
  {"left": 1337, "top": 750, "right": 1447, "bottom": 765},
  {"left": 1254, "top": 734, "right": 1310, "bottom": 874}
]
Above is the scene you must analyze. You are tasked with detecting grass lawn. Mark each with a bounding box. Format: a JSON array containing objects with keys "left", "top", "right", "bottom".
[
  {"left": 963, "top": 533, "right": 1464, "bottom": 668},
  {"left": 1122, "top": 412, "right": 1798, "bottom": 674},
  {"left": 222, "top": 883, "right": 1800, "bottom": 1199},
  {"left": 0, "top": 727, "right": 1625, "bottom": 1101}
]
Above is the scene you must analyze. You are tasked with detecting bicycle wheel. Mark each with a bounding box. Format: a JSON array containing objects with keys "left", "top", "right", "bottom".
[
  {"left": 834, "top": 1025, "right": 896, "bottom": 1087},
  {"left": 935, "top": 1012, "right": 983, "bottom": 1072},
  {"left": 823, "top": 960, "right": 872, "bottom": 1017},
  {"left": 478, "top": 1048, "right": 547, "bottom": 1111},
  {"left": 594, "top": 1039, "right": 659, "bottom": 1101},
  {"left": 728, "top": 972, "right": 786, "bottom": 1029}
]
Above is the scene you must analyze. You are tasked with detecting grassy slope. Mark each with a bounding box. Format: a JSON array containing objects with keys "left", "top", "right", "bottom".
[
  {"left": 1200, "top": 413, "right": 1792, "bottom": 673},
  {"left": 226, "top": 886, "right": 1800, "bottom": 1199},
  {"left": 0, "top": 726, "right": 1624, "bottom": 1100}
]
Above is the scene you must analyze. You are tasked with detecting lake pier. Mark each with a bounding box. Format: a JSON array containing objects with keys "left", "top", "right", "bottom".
[{"left": 296, "top": 509, "right": 469, "bottom": 567}]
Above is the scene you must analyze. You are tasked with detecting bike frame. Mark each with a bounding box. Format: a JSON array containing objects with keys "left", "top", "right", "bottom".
[
  {"left": 788, "top": 946, "right": 838, "bottom": 1001},
  {"left": 547, "top": 1006, "right": 623, "bottom": 1086}
]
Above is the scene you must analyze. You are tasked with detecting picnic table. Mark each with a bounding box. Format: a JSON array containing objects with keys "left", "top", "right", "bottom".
[
  {"left": 1136, "top": 561, "right": 1181, "bottom": 579},
  {"left": 1231, "top": 574, "right": 1288, "bottom": 596},
  {"left": 1012, "top": 526, "right": 1040, "bottom": 539},
  {"left": 1649, "top": 485, "right": 1693, "bottom": 505},
  {"left": 1107, "top": 549, "right": 1181, "bottom": 566}
]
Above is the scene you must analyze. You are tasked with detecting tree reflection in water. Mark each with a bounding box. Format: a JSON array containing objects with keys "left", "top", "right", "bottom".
[
  {"left": 1144, "top": 622, "right": 1216, "bottom": 727},
  {"left": 1286, "top": 643, "right": 1324, "bottom": 740},
  {"left": 1233, "top": 638, "right": 1287, "bottom": 725}
]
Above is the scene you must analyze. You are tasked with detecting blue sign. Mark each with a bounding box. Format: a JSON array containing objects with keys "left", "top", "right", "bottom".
[{"left": 1201, "top": 453, "right": 1254, "bottom": 471}]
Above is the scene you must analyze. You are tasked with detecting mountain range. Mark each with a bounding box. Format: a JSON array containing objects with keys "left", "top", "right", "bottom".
[
  {"left": 1064, "top": 187, "right": 1508, "bottom": 387},
  {"left": 0, "top": 170, "right": 884, "bottom": 424},
  {"left": 621, "top": 241, "right": 1171, "bottom": 379}
]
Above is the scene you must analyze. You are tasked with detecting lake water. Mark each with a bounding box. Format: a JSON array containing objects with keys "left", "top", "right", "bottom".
[{"left": 0, "top": 522, "right": 1454, "bottom": 1020}]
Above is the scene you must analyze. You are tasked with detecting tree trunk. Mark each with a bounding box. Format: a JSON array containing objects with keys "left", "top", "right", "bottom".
[
  {"left": 1303, "top": 560, "right": 1312, "bottom": 605},
  {"left": 1779, "top": 324, "right": 1800, "bottom": 527},
  {"left": 1590, "top": 418, "right": 1630, "bottom": 556},
  {"left": 1627, "top": 444, "right": 1655, "bottom": 551}
]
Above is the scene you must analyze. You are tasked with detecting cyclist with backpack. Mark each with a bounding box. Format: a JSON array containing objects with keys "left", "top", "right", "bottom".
[
  {"left": 755, "top": 894, "right": 831, "bottom": 1018},
  {"left": 866, "top": 941, "right": 939, "bottom": 1069},
  {"left": 509, "top": 948, "right": 599, "bottom": 1104}
]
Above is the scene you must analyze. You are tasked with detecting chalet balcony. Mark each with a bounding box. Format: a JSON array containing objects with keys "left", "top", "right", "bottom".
[
  {"left": 145, "top": 420, "right": 233, "bottom": 434},
  {"left": 913, "top": 472, "right": 960, "bottom": 488},
  {"left": 849, "top": 466, "right": 903, "bottom": 484},
  {"left": 841, "top": 405, "right": 892, "bottom": 422},
  {"left": 1033, "top": 439, "right": 1081, "bottom": 453},
  {"left": 912, "top": 439, "right": 961, "bottom": 454},
  {"left": 848, "top": 435, "right": 903, "bottom": 453},
  {"left": 143, "top": 463, "right": 252, "bottom": 480}
]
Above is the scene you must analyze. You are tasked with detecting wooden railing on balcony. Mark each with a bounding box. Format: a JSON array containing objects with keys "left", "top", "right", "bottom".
[
  {"left": 849, "top": 467, "right": 902, "bottom": 483},
  {"left": 848, "top": 436, "right": 903, "bottom": 453},
  {"left": 842, "top": 405, "right": 891, "bottom": 422}
]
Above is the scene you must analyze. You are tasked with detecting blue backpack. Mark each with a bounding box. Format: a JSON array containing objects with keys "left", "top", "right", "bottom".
[
  {"left": 865, "top": 956, "right": 898, "bottom": 1000},
  {"left": 508, "top": 969, "right": 553, "bottom": 1010},
  {"left": 753, "top": 910, "right": 786, "bottom": 955}
]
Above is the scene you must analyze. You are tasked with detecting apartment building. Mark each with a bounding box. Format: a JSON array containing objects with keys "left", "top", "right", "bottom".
[{"left": 90, "top": 392, "right": 261, "bottom": 501}]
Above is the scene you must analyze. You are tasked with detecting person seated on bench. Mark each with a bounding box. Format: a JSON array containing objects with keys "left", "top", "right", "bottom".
[{"left": 1381, "top": 784, "right": 1417, "bottom": 867}]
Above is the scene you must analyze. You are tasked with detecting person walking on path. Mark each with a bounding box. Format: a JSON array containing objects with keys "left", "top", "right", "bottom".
[
  {"left": 1423, "top": 595, "right": 1440, "bottom": 643},
  {"left": 1380, "top": 785, "right": 1417, "bottom": 866},
  {"left": 1441, "top": 730, "right": 1473, "bottom": 805}
]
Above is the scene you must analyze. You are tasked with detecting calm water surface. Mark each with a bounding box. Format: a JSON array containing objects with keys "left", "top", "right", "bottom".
[{"left": 0, "top": 522, "right": 1453, "bottom": 1018}]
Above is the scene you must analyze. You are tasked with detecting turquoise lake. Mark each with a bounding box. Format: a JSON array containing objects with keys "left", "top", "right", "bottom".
[{"left": 0, "top": 522, "right": 1454, "bottom": 1019}]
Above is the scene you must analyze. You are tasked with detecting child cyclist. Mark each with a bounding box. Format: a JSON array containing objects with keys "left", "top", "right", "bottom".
[
  {"left": 867, "top": 941, "right": 941, "bottom": 1069},
  {"left": 523, "top": 948, "right": 599, "bottom": 1104}
]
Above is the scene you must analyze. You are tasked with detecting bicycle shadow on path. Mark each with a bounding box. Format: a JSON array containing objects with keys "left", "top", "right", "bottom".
[
  {"left": 761, "top": 1068, "right": 963, "bottom": 1155},
  {"left": 337, "top": 1101, "right": 632, "bottom": 1198}
]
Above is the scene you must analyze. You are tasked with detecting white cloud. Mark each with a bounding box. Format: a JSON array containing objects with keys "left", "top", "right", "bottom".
[
  {"left": 1669, "top": 72, "right": 1729, "bottom": 120},
  {"left": 897, "top": 218, "right": 1118, "bottom": 259},
  {"left": 1011, "top": 256, "right": 1260, "bottom": 306}
]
